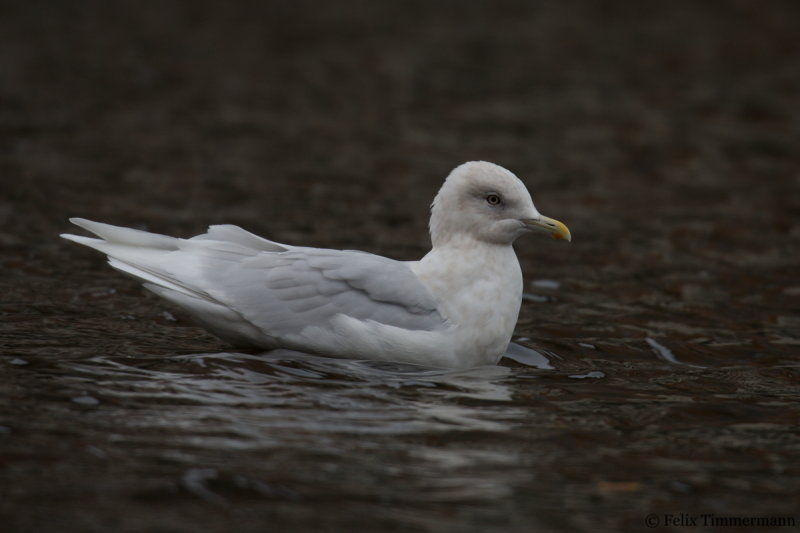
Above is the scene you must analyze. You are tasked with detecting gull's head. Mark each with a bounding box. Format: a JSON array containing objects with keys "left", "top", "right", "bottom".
[{"left": 429, "top": 161, "right": 571, "bottom": 247}]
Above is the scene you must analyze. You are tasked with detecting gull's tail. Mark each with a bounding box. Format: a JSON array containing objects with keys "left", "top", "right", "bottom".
[
  {"left": 60, "top": 218, "right": 283, "bottom": 347},
  {"left": 61, "top": 218, "right": 201, "bottom": 298}
]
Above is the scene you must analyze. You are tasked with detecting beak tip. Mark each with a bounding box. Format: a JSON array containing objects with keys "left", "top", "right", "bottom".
[
  {"left": 523, "top": 215, "right": 571, "bottom": 243},
  {"left": 551, "top": 221, "right": 572, "bottom": 243}
]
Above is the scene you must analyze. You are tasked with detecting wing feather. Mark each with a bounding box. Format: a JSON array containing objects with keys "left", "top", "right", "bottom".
[
  {"left": 202, "top": 247, "right": 448, "bottom": 337},
  {"left": 62, "top": 219, "right": 448, "bottom": 349}
]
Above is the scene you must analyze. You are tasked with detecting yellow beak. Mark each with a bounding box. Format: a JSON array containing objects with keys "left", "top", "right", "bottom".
[{"left": 523, "top": 215, "right": 572, "bottom": 242}]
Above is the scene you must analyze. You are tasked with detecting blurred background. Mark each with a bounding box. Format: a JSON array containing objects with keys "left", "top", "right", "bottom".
[{"left": 1, "top": 1, "right": 798, "bottom": 532}]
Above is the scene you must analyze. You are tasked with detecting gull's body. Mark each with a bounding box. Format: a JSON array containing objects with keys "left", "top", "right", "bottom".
[{"left": 61, "top": 161, "right": 570, "bottom": 369}]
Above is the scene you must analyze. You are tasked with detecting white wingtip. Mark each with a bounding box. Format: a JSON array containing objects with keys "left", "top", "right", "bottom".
[
  {"left": 60, "top": 233, "right": 102, "bottom": 246},
  {"left": 63, "top": 218, "right": 178, "bottom": 249}
]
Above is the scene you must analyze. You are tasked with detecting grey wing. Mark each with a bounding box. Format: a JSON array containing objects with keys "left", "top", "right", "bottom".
[{"left": 203, "top": 247, "right": 448, "bottom": 336}]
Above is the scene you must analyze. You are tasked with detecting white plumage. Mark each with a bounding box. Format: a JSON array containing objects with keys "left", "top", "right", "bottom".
[{"left": 61, "top": 161, "right": 570, "bottom": 368}]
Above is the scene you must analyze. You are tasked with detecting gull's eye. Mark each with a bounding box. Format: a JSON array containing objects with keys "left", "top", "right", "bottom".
[{"left": 486, "top": 194, "right": 502, "bottom": 206}]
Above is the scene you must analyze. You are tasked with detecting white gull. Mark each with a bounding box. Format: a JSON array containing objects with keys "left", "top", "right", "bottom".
[{"left": 61, "top": 161, "right": 571, "bottom": 368}]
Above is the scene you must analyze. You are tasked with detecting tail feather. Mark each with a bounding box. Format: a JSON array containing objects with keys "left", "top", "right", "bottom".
[
  {"left": 61, "top": 219, "right": 213, "bottom": 302},
  {"left": 61, "top": 217, "right": 280, "bottom": 348},
  {"left": 67, "top": 218, "right": 178, "bottom": 249},
  {"left": 108, "top": 257, "right": 208, "bottom": 300}
]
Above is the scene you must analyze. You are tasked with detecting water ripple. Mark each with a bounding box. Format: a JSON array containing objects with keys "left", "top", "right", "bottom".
[{"left": 56, "top": 350, "right": 526, "bottom": 453}]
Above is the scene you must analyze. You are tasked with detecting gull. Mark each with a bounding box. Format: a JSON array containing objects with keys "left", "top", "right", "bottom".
[{"left": 61, "top": 161, "right": 570, "bottom": 369}]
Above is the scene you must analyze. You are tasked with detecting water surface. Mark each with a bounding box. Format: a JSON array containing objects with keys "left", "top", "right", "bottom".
[{"left": 2, "top": 1, "right": 799, "bottom": 531}]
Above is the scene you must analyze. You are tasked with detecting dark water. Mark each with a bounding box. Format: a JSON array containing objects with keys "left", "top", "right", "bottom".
[{"left": 2, "top": 1, "right": 800, "bottom": 532}]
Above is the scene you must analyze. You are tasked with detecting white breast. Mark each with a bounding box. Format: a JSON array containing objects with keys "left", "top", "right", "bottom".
[{"left": 411, "top": 241, "right": 523, "bottom": 366}]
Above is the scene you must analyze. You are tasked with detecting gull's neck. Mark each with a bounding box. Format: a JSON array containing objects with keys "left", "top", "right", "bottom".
[
  {"left": 412, "top": 236, "right": 523, "bottom": 320},
  {"left": 414, "top": 236, "right": 519, "bottom": 282},
  {"left": 428, "top": 230, "right": 515, "bottom": 252}
]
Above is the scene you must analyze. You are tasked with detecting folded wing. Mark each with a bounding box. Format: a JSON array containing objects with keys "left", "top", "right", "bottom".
[{"left": 61, "top": 219, "right": 447, "bottom": 349}]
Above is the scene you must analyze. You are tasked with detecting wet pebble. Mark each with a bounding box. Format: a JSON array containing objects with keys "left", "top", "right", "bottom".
[
  {"left": 9, "top": 358, "right": 29, "bottom": 366},
  {"left": 569, "top": 371, "right": 606, "bottom": 379},
  {"left": 646, "top": 338, "right": 705, "bottom": 368},
  {"left": 668, "top": 480, "right": 693, "bottom": 494},
  {"left": 71, "top": 395, "right": 100, "bottom": 406},
  {"left": 86, "top": 446, "right": 108, "bottom": 459},
  {"left": 522, "top": 293, "right": 550, "bottom": 303},
  {"left": 531, "top": 279, "right": 561, "bottom": 290},
  {"left": 182, "top": 468, "right": 227, "bottom": 505}
]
